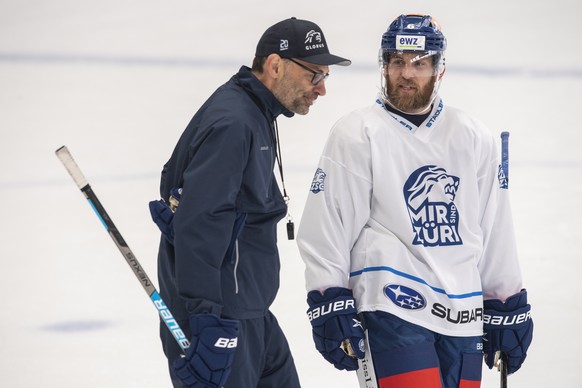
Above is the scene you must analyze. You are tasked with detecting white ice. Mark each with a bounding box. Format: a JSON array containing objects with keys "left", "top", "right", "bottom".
[{"left": 1, "top": 1, "right": 581, "bottom": 387}]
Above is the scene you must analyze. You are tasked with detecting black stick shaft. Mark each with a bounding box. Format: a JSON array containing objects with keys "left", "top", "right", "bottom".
[{"left": 501, "top": 352, "right": 508, "bottom": 388}]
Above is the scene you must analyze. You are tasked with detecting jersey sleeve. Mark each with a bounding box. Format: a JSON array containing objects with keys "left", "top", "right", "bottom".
[{"left": 297, "top": 113, "right": 373, "bottom": 292}]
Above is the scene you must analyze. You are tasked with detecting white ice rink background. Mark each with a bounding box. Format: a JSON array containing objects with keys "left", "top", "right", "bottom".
[{"left": 1, "top": 0, "right": 581, "bottom": 387}]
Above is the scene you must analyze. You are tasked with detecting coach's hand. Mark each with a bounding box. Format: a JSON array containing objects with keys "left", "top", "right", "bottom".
[{"left": 173, "top": 314, "right": 240, "bottom": 387}]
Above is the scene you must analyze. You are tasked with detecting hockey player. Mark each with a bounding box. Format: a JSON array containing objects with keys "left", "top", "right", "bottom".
[
  {"left": 297, "top": 14, "right": 533, "bottom": 387},
  {"left": 149, "top": 17, "right": 350, "bottom": 388}
]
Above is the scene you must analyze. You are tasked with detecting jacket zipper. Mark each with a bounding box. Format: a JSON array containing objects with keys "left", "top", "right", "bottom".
[{"left": 233, "top": 240, "right": 239, "bottom": 294}]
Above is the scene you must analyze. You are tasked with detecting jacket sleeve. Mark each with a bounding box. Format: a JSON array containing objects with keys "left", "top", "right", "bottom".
[
  {"left": 172, "top": 112, "right": 251, "bottom": 316},
  {"left": 476, "top": 131, "right": 523, "bottom": 301},
  {"left": 297, "top": 114, "right": 373, "bottom": 292}
]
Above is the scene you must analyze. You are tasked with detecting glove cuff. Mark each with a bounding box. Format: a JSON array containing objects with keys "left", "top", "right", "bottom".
[
  {"left": 307, "top": 288, "right": 357, "bottom": 327},
  {"left": 484, "top": 289, "right": 528, "bottom": 311}
]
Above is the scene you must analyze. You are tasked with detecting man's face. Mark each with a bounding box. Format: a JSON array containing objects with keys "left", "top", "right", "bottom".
[
  {"left": 271, "top": 59, "right": 328, "bottom": 115},
  {"left": 385, "top": 52, "right": 437, "bottom": 113}
]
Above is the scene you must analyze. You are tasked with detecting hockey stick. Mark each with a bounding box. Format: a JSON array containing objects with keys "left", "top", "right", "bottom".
[
  {"left": 500, "top": 131, "right": 510, "bottom": 189},
  {"left": 500, "top": 352, "right": 508, "bottom": 388},
  {"left": 55, "top": 145, "right": 190, "bottom": 353},
  {"left": 498, "top": 130, "right": 510, "bottom": 388},
  {"left": 356, "top": 330, "right": 378, "bottom": 388}
]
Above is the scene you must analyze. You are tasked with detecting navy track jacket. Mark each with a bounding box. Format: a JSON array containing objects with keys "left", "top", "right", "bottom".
[{"left": 156, "top": 66, "right": 294, "bottom": 321}]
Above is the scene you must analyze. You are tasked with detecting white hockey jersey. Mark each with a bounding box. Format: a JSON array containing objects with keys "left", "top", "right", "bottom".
[{"left": 297, "top": 96, "right": 523, "bottom": 337}]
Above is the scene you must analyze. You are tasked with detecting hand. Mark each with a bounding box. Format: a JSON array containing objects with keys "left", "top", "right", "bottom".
[
  {"left": 149, "top": 188, "right": 182, "bottom": 243},
  {"left": 307, "top": 287, "right": 365, "bottom": 371},
  {"left": 483, "top": 289, "right": 533, "bottom": 374},
  {"left": 173, "top": 314, "right": 240, "bottom": 387},
  {"left": 149, "top": 199, "right": 175, "bottom": 242}
]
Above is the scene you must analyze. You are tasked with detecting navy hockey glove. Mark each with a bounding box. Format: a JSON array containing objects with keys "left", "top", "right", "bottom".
[
  {"left": 149, "top": 188, "right": 181, "bottom": 243},
  {"left": 483, "top": 289, "right": 533, "bottom": 374},
  {"left": 307, "top": 287, "right": 365, "bottom": 371},
  {"left": 173, "top": 314, "right": 240, "bottom": 388}
]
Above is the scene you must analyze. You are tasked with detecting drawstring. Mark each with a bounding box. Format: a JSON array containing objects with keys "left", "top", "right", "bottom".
[{"left": 273, "top": 119, "right": 295, "bottom": 240}]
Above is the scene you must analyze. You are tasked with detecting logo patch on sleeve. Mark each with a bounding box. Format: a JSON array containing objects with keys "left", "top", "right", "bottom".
[{"left": 310, "top": 168, "right": 326, "bottom": 193}]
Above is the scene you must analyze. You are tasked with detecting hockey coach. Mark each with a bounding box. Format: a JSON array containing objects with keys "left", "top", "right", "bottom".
[{"left": 149, "top": 17, "right": 350, "bottom": 388}]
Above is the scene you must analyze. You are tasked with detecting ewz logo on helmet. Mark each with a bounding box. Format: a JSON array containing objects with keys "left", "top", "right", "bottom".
[{"left": 396, "top": 34, "right": 426, "bottom": 50}]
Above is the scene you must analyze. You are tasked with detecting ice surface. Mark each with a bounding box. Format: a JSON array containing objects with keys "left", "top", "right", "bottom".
[{"left": 1, "top": 0, "right": 581, "bottom": 387}]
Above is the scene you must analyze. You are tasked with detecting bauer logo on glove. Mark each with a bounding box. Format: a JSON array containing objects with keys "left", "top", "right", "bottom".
[
  {"left": 483, "top": 310, "right": 531, "bottom": 326},
  {"left": 307, "top": 298, "right": 356, "bottom": 322},
  {"left": 306, "top": 287, "right": 366, "bottom": 371}
]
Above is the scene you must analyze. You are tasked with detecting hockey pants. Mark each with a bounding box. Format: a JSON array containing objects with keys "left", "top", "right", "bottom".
[{"left": 361, "top": 311, "right": 483, "bottom": 388}]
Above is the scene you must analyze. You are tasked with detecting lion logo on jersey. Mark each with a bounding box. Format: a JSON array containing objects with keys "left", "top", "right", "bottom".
[
  {"left": 403, "top": 165, "right": 463, "bottom": 247},
  {"left": 310, "top": 168, "right": 326, "bottom": 194}
]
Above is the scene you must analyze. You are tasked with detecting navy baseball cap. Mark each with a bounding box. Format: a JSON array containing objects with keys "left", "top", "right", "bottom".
[{"left": 255, "top": 17, "right": 351, "bottom": 66}]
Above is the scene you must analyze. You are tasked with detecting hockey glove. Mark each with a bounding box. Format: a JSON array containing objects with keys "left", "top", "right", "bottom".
[
  {"left": 149, "top": 188, "right": 181, "bottom": 243},
  {"left": 173, "top": 314, "right": 240, "bottom": 388},
  {"left": 307, "top": 287, "right": 365, "bottom": 371},
  {"left": 483, "top": 289, "right": 533, "bottom": 374}
]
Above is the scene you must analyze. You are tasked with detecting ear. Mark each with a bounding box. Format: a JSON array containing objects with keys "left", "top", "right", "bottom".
[{"left": 264, "top": 54, "right": 283, "bottom": 79}]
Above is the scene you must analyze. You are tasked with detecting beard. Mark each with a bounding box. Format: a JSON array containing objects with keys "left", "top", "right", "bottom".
[
  {"left": 386, "top": 75, "right": 436, "bottom": 113},
  {"left": 271, "top": 71, "right": 316, "bottom": 115}
]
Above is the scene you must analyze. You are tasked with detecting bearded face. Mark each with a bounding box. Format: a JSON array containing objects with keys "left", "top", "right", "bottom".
[
  {"left": 383, "top": 52, "right": 439, "bottom": 113},
  {"left": 271, "top": 69, "right": 314, "bottom": 115},
  {"left": 386, "top": 73, "right": 436, "bottom": 113},
  {"left": 271, "top": 59, "right": 327, "bottom": 116}
]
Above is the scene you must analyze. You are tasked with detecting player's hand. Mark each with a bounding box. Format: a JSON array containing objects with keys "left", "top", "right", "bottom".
[
  {"left": 483, "top": 289, "right": 533, "bottom": 374},
  {"left": 306, "top": 287, "right": 365, "bottom": 370}
]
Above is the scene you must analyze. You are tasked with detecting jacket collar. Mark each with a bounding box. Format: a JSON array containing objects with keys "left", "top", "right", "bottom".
[{"left": 235, "top": 66, "right": 294, "bottom": 120}]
